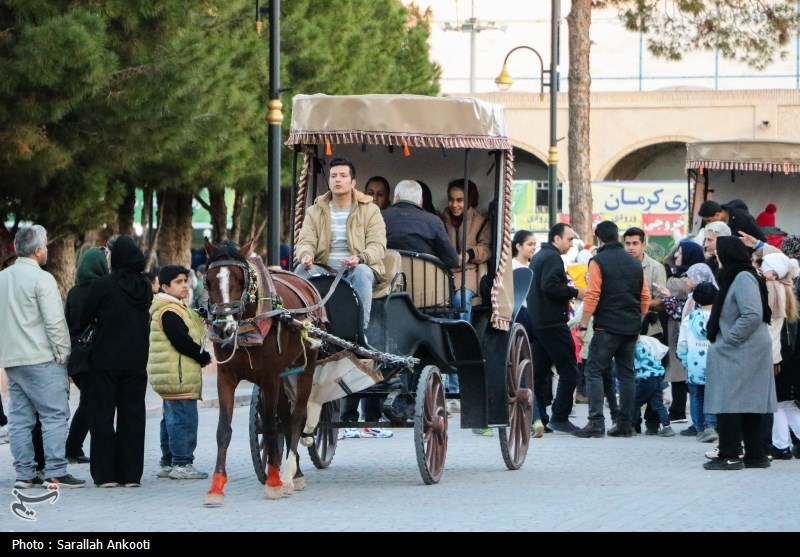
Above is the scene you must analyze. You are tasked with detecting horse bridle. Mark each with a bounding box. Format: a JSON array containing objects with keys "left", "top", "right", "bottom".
[{"left": 205, "top": 258, "right": 258, "bottom": 325}]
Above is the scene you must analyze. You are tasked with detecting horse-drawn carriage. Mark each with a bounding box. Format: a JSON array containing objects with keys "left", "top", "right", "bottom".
[{"left": 202, "top": 94, "right": 534, "bottom": 504}]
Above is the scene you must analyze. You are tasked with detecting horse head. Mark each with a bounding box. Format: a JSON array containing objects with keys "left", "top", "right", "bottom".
[{"left": 204, "top": 238, "right": 255, "bottom": 340}]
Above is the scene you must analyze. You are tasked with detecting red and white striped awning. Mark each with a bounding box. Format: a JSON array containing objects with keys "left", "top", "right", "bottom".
[{"left": 686, "top": 139, "right": 800, "bottom": 174}]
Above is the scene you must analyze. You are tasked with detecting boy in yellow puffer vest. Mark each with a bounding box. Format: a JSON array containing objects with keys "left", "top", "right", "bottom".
[{"left": 147, "top": 265, "right": 212, "bottom": 480}]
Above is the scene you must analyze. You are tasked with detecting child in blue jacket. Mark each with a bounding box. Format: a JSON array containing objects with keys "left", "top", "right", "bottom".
[{"left": 632, "top": 335, "right": 674, "bottom": 436}]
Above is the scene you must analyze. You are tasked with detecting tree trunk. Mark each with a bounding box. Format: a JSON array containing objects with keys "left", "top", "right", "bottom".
[
  {"left": 118, "top": 186, "right": 136, "bottom": 237},
  {"left": 208, "top": 188, "right": 228, "bottom": 243},
  {"left": 230, "top": 190, "right": 246, "bottom": 244},
  {"left": 140, "top": 186, "right": 152, "bottom": 252},
  {"left": 157, "top": 190, "right": 193, "bottom": 268},
  {"left": 567, "top": 0, "right": 593, "bottom": 243},
  {"left": 144, "top": 192, "right": 164, "bottom": 273},
  {"left": 45, "top": 232, "right": 77, "bottom": 301}
]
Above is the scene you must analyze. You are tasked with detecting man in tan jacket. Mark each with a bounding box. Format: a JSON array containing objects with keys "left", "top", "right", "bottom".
[{"left": 294, "top": 156, "right": 386, "bottom": 328}]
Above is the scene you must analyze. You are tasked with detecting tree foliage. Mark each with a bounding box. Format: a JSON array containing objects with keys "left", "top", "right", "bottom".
[{"left": 600, "top": 0, "right": 800, "bottom": 70}]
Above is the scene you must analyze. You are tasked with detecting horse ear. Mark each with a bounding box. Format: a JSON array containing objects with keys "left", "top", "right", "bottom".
[
  {"left": 240, "top": 239, "right": 253, "bottom": 257},
  {"left": 204, "top": 237, "right": 217, "bottom": 258}
]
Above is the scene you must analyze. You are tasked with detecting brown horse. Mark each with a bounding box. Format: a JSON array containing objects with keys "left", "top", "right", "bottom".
[{"left": 202, "top": 239, "right": 326, "bottom": 504}]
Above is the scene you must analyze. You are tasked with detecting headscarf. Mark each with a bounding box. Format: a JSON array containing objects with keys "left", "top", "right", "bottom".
[
  {"left": 76, "top": 247, "right": 109, "bottom": 287},
  {"left": 675, "top": 240, "right": 705, "bottom": 276},
  {"left": 682, "top": 262, "right": 717, "bottom": 316},
  {"left": 109, "top": 235, "right": 152, "bottom": 311},
  {"left": 707, "top": 236, "right": 770, "bottom": 342}
]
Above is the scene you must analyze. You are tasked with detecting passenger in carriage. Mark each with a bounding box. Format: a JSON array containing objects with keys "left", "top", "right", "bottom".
[
  {"left": 441, "top": 179, "right": 492, "bottom": 417},
  {"left": 294, "top": 156, "right": 387, "bottom": 328},
  {"left": 416, "top": 180, "right": 438, "bottom": 215},
  {"left": 364, "top": 176, "right": 391, "bottom": 211},
  {"left": 383, "top": 180, "right": 458, "bottom": 268}
]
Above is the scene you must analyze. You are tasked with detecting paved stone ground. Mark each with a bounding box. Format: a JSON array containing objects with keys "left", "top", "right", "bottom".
[{"left": 2, "top": 379, "right": 799, "bottom": 533}]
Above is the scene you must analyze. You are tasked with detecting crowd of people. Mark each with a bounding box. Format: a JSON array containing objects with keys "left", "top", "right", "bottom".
[{"left": 2, "top": 172, "right": 799, "bottom": 489}]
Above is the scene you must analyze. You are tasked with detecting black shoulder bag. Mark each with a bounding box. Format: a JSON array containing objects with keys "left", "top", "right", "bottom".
[{"left": 67, "top": 324, "right": 97, "bottom": 375}]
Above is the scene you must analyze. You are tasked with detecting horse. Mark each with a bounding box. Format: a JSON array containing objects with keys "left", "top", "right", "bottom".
[{"left": 202, "top": 238, "right": 327, "bottom": 504}]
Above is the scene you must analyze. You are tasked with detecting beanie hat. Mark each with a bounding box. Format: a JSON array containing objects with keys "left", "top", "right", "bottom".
[
  {"left": 761, "top": 252, "right": 790, "bottom": 279},
  {"left": 158, "top": 265, "right": 191, "bottom": 289},
  {"left": 756, "top": 203, "right": 777, "bottom": 228}
]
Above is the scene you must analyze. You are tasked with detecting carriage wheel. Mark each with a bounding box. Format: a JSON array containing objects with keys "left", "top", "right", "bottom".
[
  {"left": 499, "top": 323, "right": 533, "bottom": 470},
  {"left": 414, "top": 365, "right": 448, "bottom": 485},
  {"left": 248, "top": 386, "right": 284, "bottom": 484},
  {"left": 308, "top": 399, "right": 340, "bottom": 469}
]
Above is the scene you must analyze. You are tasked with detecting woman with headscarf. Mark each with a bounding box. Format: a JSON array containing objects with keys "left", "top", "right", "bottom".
[
  {"left": 441, "top": 178, "right": 492, "bottom": 424},
  {"left": 63, "top": 248, "right": 109, "bottom": 463},
  {"left": 81, "top": 236, "right": 153, "bottom": 487},
  {"left": 703, "top": 236, "right": 775, "bottom": 470}
]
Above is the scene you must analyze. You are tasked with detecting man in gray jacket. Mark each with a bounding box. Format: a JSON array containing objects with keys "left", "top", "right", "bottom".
[{"left": 0, "top": 225, "right": 85, "bottom": 488}]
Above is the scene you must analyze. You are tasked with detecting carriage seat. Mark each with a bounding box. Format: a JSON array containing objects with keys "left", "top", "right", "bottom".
[
  {"left": 372, "top": 249, "right": 402, "bottom": 298},
  {"left": 394, "top": 250, "right": 455, "bottom": 317}
]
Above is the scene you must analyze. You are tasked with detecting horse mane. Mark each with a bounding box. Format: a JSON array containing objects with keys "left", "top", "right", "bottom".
[{"left": 209, "top": 240, "right": 247, "bottom": 265}]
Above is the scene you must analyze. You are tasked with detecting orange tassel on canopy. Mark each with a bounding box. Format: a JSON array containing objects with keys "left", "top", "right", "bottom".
[
  {"left": 325, "top": 139, "right": 332, "bottom": 156},
  {"left": 402, "top": 139, "right": 410, "bottom": 157}
]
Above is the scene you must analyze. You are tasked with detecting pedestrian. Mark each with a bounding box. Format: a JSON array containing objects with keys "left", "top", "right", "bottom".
[
  {"left": 528, "top": 223, "right": 584, "bottom": 434},
  {"left": 631, "top": 334, "right": 674, "bottom": 437},
  {"left": 703, "top": 236, "right": 776, "bottom": 470},
  {"left": 573, "top": 220, "right": 651, "bottom": 438},
  {"left": 698, "top": 199, "right": 765, "bottom": 242},
  {"left": 0, "top": 225, "right": 85, "bottom": 488},
  {"left": 63, "top": 247, "right": 110, "bottom": 464},
  {"left": 81, "top": 235, "right": 152, "bottom": 487},
  {"left": 148, "top": 265, "right": 213, "bottom": 479}
]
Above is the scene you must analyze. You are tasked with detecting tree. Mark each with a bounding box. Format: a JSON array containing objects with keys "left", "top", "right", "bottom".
[{"left": 565, "top": 0, "right": 800, "bottom": 242}]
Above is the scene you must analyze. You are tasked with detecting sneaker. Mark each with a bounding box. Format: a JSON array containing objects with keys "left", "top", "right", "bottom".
[
  {"left": 123, "top": 483, "right": 141, "bottom": 488},
  {"left": 679, "top": 425, "right": 698, "bottom": 437},
  {"left": 572, "top": 423, "right": 605, "bottom": 438},
  {"left": 670, "top": 417, "right": 688, "bottom": 424},
  {"left": 696, "top": 428, "right": 719, "bottom": 443},
  {"left": 705, "top": 447, "right": 745, "bottom": 460},
  {"left": 644, "top": 426, "right": 659, "bottom": 436},
  {"left": 359, "top": 428, "right": 393, "bottom": 438},
  {"left": 43, "top": 474, "right": 86, "bottom": 488},
  {"left": 342, "top": 428, "right": 361, "bottom": 439},
  {"left": 532, "top": 419, "right": 544, "bottom": 439},
  {"left": 607, "top": 425, "right": 634, "bottom": 437},
  {"left": 657, "top": 425, "right": 676, "bottom": 437},
  {"left": 549, "top": 420, "right": 579, "bottom": 433},
  {"left": 743, "top": 458, "right": 771, "bottom": 469},
  {"left": 156, "top": 465, "right": 173, "bottom": 478},
  {"left": 0, "top": 424, "right": 8, "bottom": 444},
  {"left": 543, "top": 425, "right": 554, "bottom": 434},
  {"left": 472, "top": 428, "right": 494, "bottom": 436},
  {"left": 769, "top": 445, "right": 793, "bottom": 460},
  {"left": 97, "top": 482, "right": 119, "bottom": 488},
  {"left": 703, "top": 457, "right": 744, "bottom": 471},
  {"left": 14, "top": 476, "right": 45, "bottom": 489},
  {"left": 169, "top": 464, "right": 209, "bottom": 480}
]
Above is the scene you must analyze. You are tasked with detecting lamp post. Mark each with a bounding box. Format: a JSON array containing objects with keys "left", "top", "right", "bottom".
[
  {"left": 495, "top": 1, "right": 561, "bottom": 229},
  {"left": 256, "top": 0, "right": 282, "bottom": 268}
]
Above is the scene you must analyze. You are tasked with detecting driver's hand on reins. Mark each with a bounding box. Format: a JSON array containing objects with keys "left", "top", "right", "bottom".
[
  {"left": 301, "top": 253, "right": 314, "bottom": 269},
  {"left": 342, "top": 254, "right": 360, "bottom": 269}
]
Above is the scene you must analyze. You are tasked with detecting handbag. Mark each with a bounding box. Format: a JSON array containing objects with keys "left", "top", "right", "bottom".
[{"left": 68, "top": 324, "right": 96, "bottom": 375}]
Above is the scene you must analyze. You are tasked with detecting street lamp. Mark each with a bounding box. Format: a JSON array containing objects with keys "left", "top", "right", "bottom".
[
  {"left": 495, "top": 1, "right": 561, "bottom": 230},
  {"left": 256, "top": 0, "right": 282, "bottom": 268}
]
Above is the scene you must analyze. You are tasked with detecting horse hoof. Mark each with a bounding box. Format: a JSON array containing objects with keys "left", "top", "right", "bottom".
[
  {"left": 203, "top": 493, "right": 225, "bottom": 507},
  {"left": 293, "top": 476, "right": 306, "bottom": 491},
  {"left": 281, "top": 483, "right": 295, "bottom": 496},
  {"left": 300, "top": 436, "right": 313, "bottom": 447},
  {"left": 265, "top": 485, "right": 283, "bottom": 500}
]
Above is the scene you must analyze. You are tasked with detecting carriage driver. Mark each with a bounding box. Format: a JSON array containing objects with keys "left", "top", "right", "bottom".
[{"left": 294, "top": 156, "right": 387, "bottom": 328}]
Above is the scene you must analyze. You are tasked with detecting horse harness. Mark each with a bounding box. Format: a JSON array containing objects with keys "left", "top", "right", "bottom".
[{"left": 205, "top": 256, "right": 330, "bottom": 348}]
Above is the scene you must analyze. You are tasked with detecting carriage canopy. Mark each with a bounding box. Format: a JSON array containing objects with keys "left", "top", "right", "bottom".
[{"left": 286, "top": 93, "right": 516, "bottom": 330}]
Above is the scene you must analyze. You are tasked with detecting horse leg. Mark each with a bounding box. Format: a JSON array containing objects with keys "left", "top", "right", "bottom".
[
  {"left": 262, "top": 375, "right": 285, "bottom": 500},
  {"left": 283, "top": 352, "right": 318, "bottom": 494},
  {"left": 204, "top": 372, "right": 237, "bottom": 507}
]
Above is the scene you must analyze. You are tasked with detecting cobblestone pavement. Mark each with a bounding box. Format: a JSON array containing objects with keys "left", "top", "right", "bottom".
[{"left": 2, "top": 382, "right": 799, "bottom": 533}]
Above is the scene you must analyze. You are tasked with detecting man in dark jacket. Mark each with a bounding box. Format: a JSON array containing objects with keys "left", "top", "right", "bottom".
[
  {"left": 698, "top": 199, "right": 765, "bottom": 242},
  {"left": 528, "top": 223, "right": 585, "bottom": 433},
  {"left": 383, "top": 180, "right": 458, "bottom": 268},
  {"left": 573, "top": 221, "right": 651, "bottom": 438}
]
